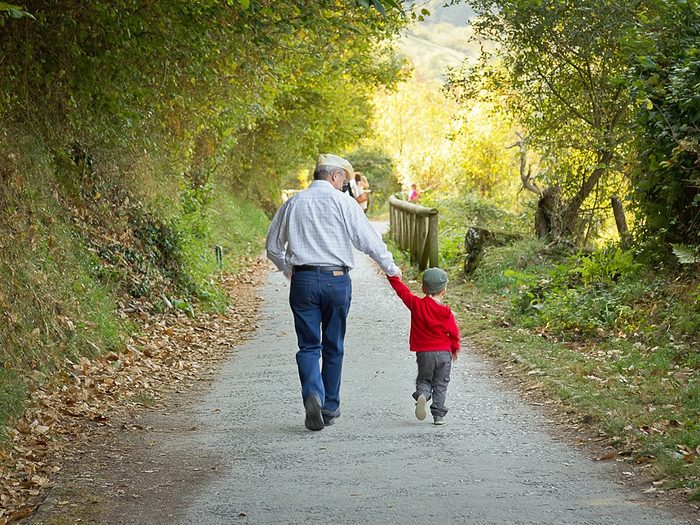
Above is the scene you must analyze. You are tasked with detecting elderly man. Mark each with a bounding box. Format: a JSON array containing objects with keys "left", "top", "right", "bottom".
[{"left": 266, "top": 153, "right": 402, "bottom": 431}]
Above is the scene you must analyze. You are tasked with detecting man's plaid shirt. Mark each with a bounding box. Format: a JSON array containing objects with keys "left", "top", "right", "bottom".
[{"left": 266, "top": 180, "right": 399, "bottom": 276}]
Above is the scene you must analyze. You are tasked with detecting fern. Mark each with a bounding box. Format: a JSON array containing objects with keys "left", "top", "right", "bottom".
[{"left": 671, "top": 243, "right": 700, "bottom": 265}]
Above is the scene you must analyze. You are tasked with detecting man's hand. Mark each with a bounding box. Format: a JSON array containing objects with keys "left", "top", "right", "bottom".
[
  {"left": 392, "top": 268, "right": 403, "bottom": 280},
  {"left": 283, "top": 271, "right": 292, "bottom": 281}
]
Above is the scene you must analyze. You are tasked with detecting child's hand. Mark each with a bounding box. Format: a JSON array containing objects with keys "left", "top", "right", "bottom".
[{"left": 451, "top": 352, "right": 458, "bottom": 362}]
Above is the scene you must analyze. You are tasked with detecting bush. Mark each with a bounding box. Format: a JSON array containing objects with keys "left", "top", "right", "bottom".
[
  {"left": 469, "top": 242, "right": 698, "bottom": 342},
  {"left": 433, "top": 192, "right": 532, "bottom": 267}
]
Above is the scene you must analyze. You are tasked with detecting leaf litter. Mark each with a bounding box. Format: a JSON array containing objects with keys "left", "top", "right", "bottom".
[{"left": 0, "top": 259, "right": 267, "bottom": 524}]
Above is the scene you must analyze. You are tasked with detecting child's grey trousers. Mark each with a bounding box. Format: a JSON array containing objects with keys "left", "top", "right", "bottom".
[{"left": 413, "top": 350, "right": 452, "bottom": 417}]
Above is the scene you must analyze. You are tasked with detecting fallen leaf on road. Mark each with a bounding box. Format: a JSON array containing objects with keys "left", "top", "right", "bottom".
[{"left": 596, "top": 451, "right": 617, "bottom": 461}]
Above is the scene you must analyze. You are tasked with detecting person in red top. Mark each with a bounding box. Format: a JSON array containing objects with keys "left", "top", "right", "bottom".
[
  {"left": 387, "top": 267, "right": 461, "bottom": 425},
  {"left": 408, "top": 183, "right": 420, "bottom": 203}
]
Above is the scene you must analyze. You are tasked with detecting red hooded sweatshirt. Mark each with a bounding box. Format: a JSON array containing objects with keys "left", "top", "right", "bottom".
[{"left": 387, "top": 275, "right": 461, "bottom": 354}]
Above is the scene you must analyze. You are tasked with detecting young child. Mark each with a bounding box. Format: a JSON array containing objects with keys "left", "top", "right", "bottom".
[{"left": 388, "top": 268, "right": 461, "bottom": 425}]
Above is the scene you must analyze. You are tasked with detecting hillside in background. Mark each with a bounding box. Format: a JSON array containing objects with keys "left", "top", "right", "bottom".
[{"left": 400, "top": 0, "right": 477, "bottom": 80}]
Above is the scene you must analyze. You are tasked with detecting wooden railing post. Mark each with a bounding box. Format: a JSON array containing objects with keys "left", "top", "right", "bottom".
[
  {"left": 410, "top": 213, "right": 417, "bottom": 264},
  {"left": 389, "top": 205, "right": 393, "bottom": 238},
  {"left": 416, "top": 215, "right": 426, "bottom": 267},
  {"left": 388, "top": 196, "right": 439, "bottom": 271},
  {"left": 427, "top": 213, "right": 438, "bottom": 268}
]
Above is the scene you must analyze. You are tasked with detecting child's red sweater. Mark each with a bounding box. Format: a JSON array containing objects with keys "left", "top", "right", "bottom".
[{"left": 387, "top": 275, "right": 461, "bottom": 354}]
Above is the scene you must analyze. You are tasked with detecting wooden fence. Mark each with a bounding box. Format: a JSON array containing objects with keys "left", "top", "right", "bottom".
[{"left": 388, "top": 195, "right": 438, "bottom": 270}]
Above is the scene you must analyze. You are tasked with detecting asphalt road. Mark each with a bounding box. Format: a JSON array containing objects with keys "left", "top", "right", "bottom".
[{"left": 166, "top": 229, "right": 688, "bottom": 525}]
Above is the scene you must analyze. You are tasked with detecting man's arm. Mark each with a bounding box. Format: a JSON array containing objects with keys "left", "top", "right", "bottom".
[
  {"left": 265, "top": 202, "right": 292, "bottom": 275},
  {"left": 345, "top": 201, "right": 400, "bottom": 276}
]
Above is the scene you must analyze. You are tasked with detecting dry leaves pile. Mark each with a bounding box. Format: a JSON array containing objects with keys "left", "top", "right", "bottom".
[{"left": 0, "top": 258, "right": 268, "bottom": 524}]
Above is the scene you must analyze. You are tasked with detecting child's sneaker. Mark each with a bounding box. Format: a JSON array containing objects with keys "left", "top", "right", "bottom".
[
  {"left": 433, "top": 416, "right": 445, "bottom": 425},
  {"left": 415, "top": 394, "right": 427, "bottom": 420}
]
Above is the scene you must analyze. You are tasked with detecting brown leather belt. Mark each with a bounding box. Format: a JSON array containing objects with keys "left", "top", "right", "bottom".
[{"left": 294, "top": 265, "right": 349, "bottom": 274}]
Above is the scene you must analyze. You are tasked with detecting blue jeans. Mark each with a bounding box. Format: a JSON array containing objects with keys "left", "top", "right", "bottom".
[{"left": 289, "top": 269, "right": 351, "bottom": 417}]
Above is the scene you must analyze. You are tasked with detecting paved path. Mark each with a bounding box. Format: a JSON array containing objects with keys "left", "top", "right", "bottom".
[{"left": 162, "top": 227, "right": 688, "bottom": 525}]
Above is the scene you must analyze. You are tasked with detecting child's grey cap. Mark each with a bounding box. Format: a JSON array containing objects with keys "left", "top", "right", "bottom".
[{"left": 422, "top": 267, "right": 448, "bottom": 294}]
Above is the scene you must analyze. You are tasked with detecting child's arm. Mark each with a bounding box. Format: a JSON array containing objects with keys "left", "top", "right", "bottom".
[
  {"left": 387, "top": 274, "right": 418, "bottom": 310},
  {"left": 446, "top": 311, "right": 461, "bottom": 354}
]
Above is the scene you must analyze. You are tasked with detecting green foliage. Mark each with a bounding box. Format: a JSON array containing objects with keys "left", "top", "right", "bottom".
[
  {"left": 372, "top": 71, "right": 460, "bottom": 194},
  {"left": 569, "top": 248, "right": 642, "bottom": 286},
  {"left": 455, "top": 272, "right": 698, "bottom": 496},
  {"left": 508, "top": 249, "right": 643, "bottom": 336},
  {"left": 371, "top": 76, "right": 527, "bottom": 212},
  {"left": 0, "top": 2, "right": 33, "bottom": 20},
  {"left": 208, "top": 184, "right": 269, "bottom": 266},
  {"left": 446, "top": 0, "right": 635, "bottom": 239},
  {"left": 347, "top": 146, "right": 400, "bottom": 212},
  {"left": 175, "top": 181, "right": 269, "bottom": 310},
  {"left": 471, "top": 238, "right": 550, "bottom": 292},
  {"left": 628, "top": 0, "right": 700, "bottom": 246},
  {"left": 0, "top": 120, "right": 274, "bottom": 434},
  {"left": 0, "top": 369, "right": 26, "bottom": 438},
  {"left": 368, "top": 11, "right": 532, "bottom": 227},
  {"left": 429, "top": 193, "right": 532, "bottom": 266},
  {"left": 672, "top": 244, "right": 700, "bottom": 266},
  {"left": 455, "top": 238, "right": 698, "bottom": 492},
  {"left": 1, "top": 1, "right": 408, "bottom": 209},
  {"left": 433, "top": 192, "right": 530, "bottom": 233},
  {"left": 443, "top": 0, "right": 699, "bottom": 247},
  {"left": 469, "top": 239, "right": 698, "bottom": 344}
]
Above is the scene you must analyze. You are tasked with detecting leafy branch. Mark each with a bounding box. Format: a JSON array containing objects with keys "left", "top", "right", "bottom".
[{"left": 0, "top": 2, "right": 34, "bottom": 19}]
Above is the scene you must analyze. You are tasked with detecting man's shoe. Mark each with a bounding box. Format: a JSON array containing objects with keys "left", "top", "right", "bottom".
[
  {"left": 322, "top": 414, "right": 335, "bottom": 426},
  {"left": 415, "top": 394, "right": 427, "bottom": 421},
  {"left": 433, "top": 416, "right": 445, "bottom": 425},
  {"left": 304, "top": 395, "right": 324, "bottom": 431}
]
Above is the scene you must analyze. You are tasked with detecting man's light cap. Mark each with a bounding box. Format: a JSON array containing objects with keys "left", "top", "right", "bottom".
[{"left": 316, "top": 153, "right": 354, "bottom": 177}]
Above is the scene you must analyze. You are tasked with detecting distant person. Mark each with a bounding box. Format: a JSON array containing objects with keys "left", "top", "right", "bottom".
[
  {"left": 354, "top": 172, "right": 369, "bottom": 214},
  {"left": 387, "top": 267, "right": 460, "bottom": 425},
  {"left": 342, "top": 169, "right": 359, "bottom": 199},
  {"left": 409, "top": 183, "right": 420, "bottom": 203},
  {"left": 266, "top": 153, "right": 402, "bottom": 431}
]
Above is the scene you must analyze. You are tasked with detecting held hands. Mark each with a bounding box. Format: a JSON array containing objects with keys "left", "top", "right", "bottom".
[{"left": 392, "top": 267, "right": 403, "bottom": 280}]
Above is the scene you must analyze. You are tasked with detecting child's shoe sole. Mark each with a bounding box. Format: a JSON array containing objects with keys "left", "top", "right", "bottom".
[{"left": 415, "top": 394, "right": 427, "bottom": 421}]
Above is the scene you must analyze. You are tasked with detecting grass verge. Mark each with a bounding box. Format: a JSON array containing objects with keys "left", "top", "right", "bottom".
[{"left": 0, "top": 142, "right": 269, "bottom": 438}]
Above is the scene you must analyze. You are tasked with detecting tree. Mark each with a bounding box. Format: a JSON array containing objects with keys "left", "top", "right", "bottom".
[
  {"left": 628, "top": 0, "right": 700, "bottom": 247},
  {"left": 0, "top": 1, "right": 408, "bottom": 205},
  {"left": 447, "top": 0, "right": 635, "bottom": 241}
]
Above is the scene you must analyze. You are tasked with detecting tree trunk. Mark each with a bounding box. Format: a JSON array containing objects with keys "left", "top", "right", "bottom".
[
  {"left": 559, "top": 149, "right": 614, "bottom": 237},
  {"left": 463, "top": 227, "right": 521, "bottom": 275},
  {"left": 611, "top": 195, "right": 632, "bottom": 249},
  {"left": 510, "top": 133, "right": 616, "bottom": 241},
  {"left": 535, "top": 186, "right": 562, "bottom": 238}
]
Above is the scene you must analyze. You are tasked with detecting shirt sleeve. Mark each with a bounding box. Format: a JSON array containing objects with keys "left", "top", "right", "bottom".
[
  {"left": 387, "top": 275, "right": 418, "bottom": 310},
  {"left": 344, "top": 200, "right": 399, "bottom": 276},
  {"left": 446, "top": 311, "right": 461, "bottom": 353},
  {"left": 265, "top": 200, "right": 292, "bottom": 274}
]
